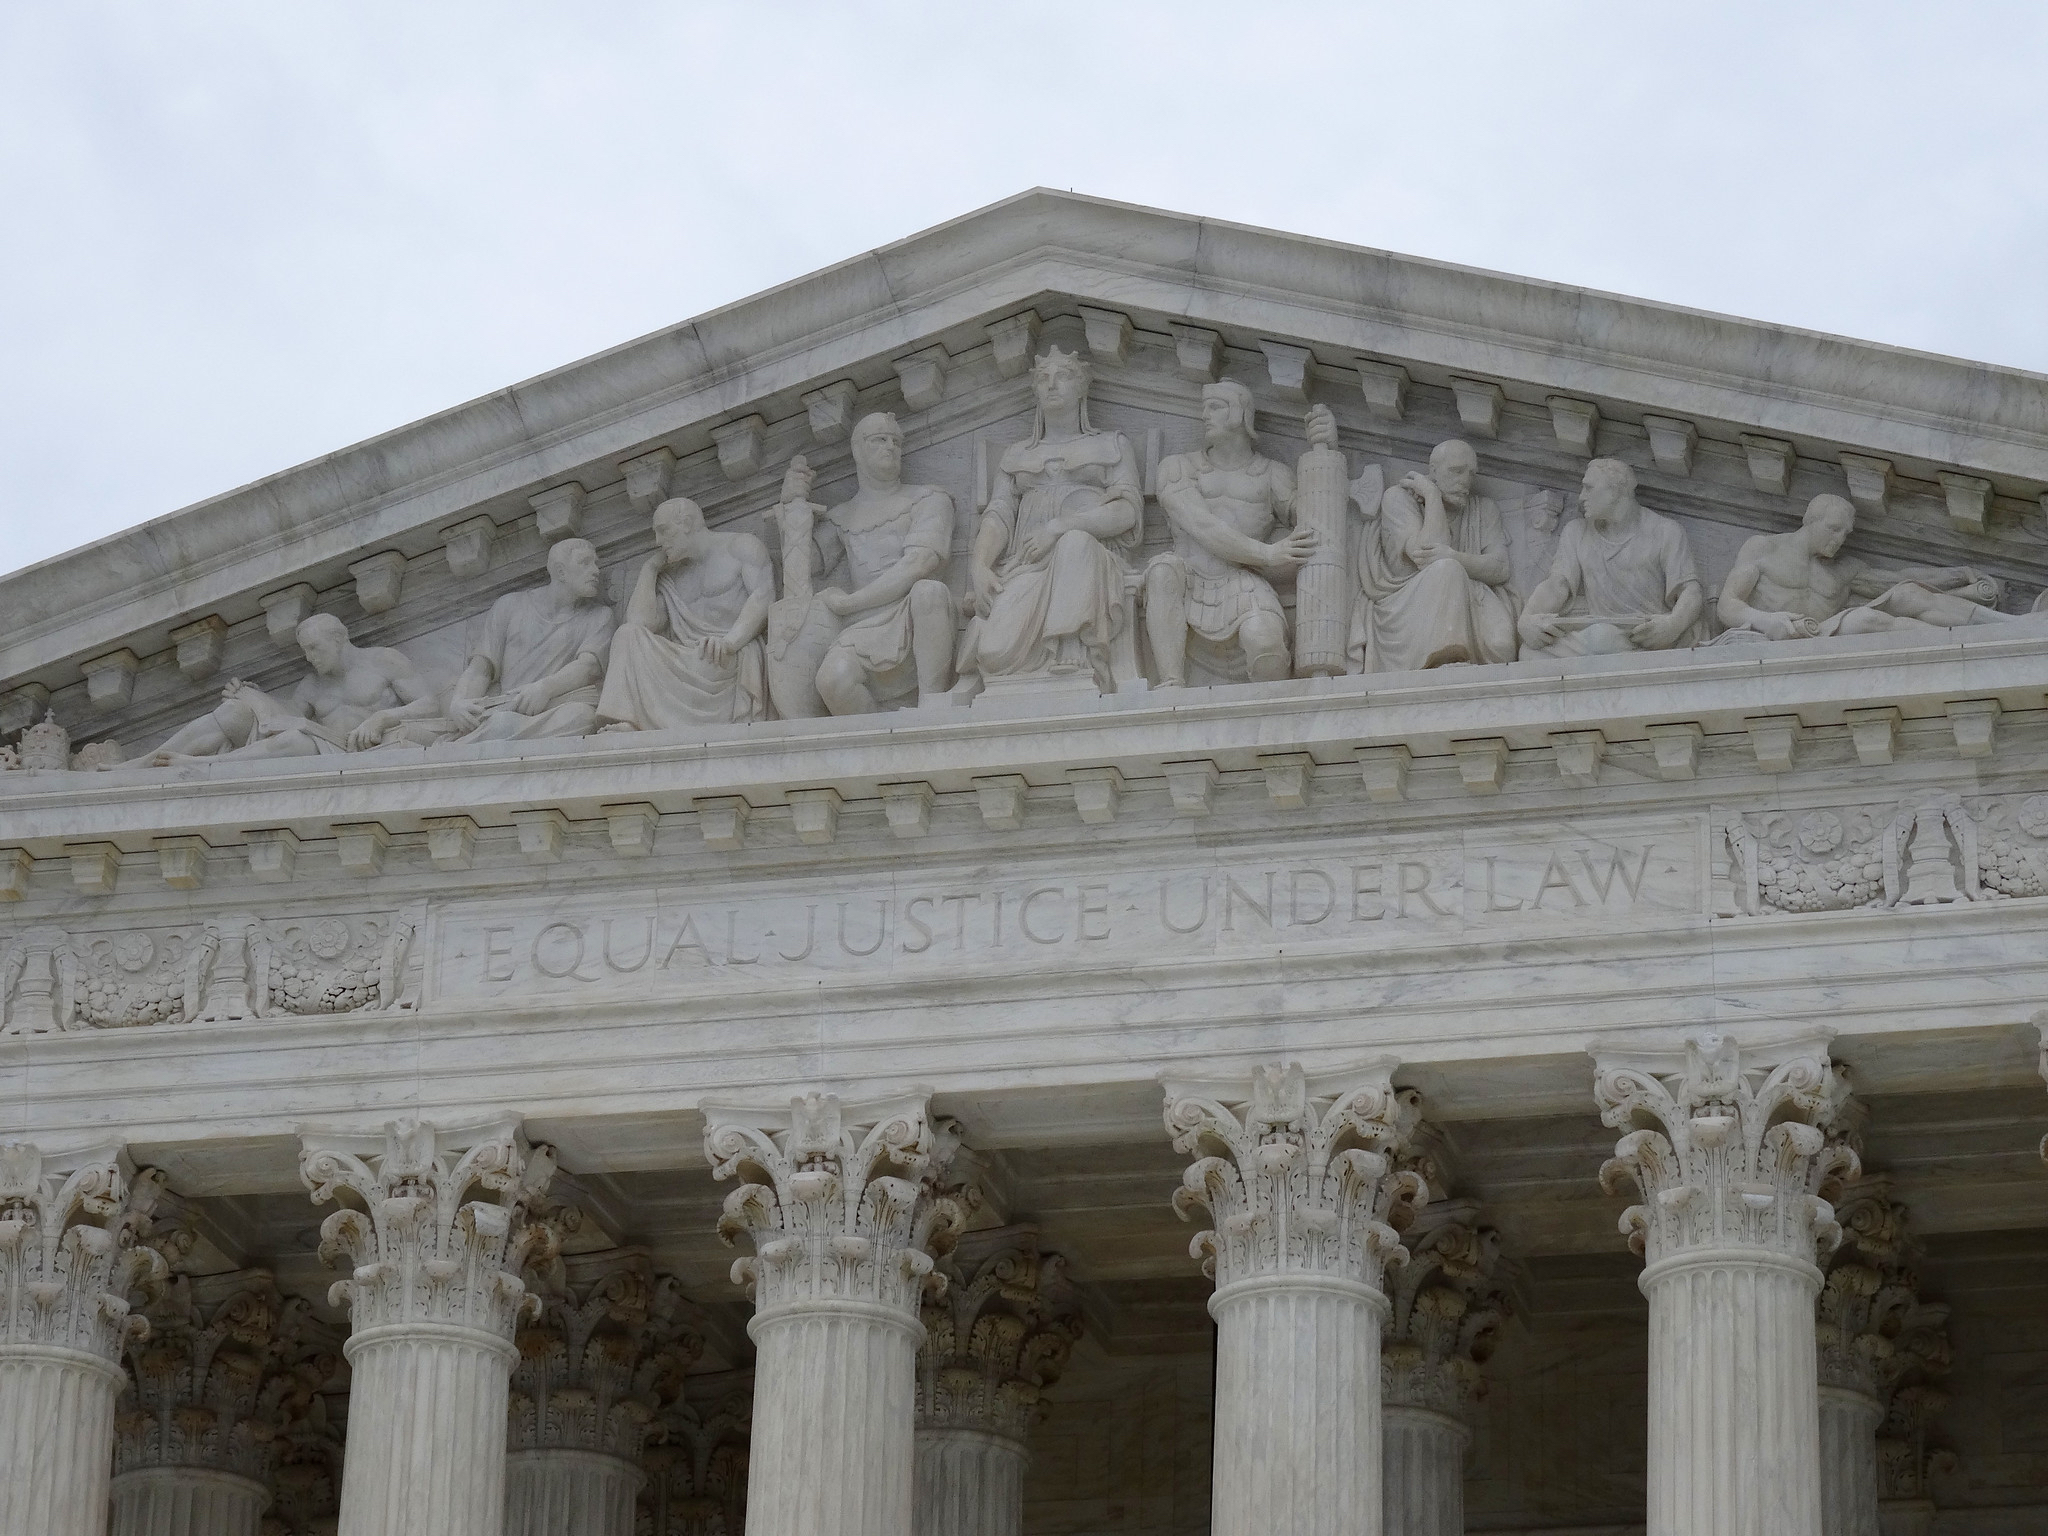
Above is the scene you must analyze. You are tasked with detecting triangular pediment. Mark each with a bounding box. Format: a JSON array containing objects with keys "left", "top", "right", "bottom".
[{"left": 6, "top": 187, "right": 2048, "bottom": 757}]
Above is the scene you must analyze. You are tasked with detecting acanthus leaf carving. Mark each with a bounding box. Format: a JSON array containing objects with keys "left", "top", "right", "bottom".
[
  {"left": 916, "top": 1224, "right": 1083, "bottom": 1442},
  {"left": 1379, "top": 1195, "right": 1514, "bottom": 1417},
  {"left": 638, "top": 1371, "right": 752, "bottom": 1536},
  {"left": 0, "top": 1142, "right": 168, "bottom": 1362},
  {"left": 1163, "top": 1061, "right": 1428, "bottom": 1296}
]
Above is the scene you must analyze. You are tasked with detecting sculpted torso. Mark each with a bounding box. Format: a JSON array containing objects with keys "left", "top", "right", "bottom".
[
  {"left": 1172, "top": 456, "right": 1289, "bottom": 578},
  {"left": 663, "top": 538, "right": 759, "bottom": 630},
  {"left": 1744, "top": 536, "right": 1863, "bottom": 621},
  {"left": 289, "top": 653, "right": 411, "bottom": 730},
  {"left": 831, "top": 485, "right": 945, "bottom": 592}
]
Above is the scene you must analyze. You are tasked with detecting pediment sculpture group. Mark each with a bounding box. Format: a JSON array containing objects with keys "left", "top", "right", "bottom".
[{"left": 146, "top": 348, "right": 2037, "bottom": 767}]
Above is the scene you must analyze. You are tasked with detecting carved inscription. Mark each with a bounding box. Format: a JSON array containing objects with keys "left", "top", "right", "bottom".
[{"left": 434, "top": 819, "right": 1699, "bottom": 1002}]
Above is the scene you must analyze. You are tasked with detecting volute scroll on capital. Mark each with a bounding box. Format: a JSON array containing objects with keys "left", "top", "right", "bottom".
[
  {"left": 0, "top": 1141, "right": 170, "bottom": 1361},
  {"left": 1593, "top": 1030, "right": 1860, "bottom": 1267},
  {"left": 1163, "top": 1061, "right": 1429, "bottom": 1295}
]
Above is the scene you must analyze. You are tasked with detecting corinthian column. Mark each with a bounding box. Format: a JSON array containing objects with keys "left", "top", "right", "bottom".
[
  {"left": 0, "top": 1142, "right": 168, "bottom": 1536},
  {"left": 1164, "top": 1061, "right": 1426, "bottom": 1536},
  {"left": 505, "top": 1249, "right": 705, "bottom": 1536},
  {"left": 1379, "top": 1198, "right": 1510, "bottom": 1536},
  {"left": 1596, "top": 1031, "right": 1858, "bottom": 1536},
  {"left": 110, "top": 1267, "right": 342, "bottom": 1536},
  {"left": 705, "top": 1092, "right": 968, "bottom": 1536},
  {"left": 638, "top": 1370, "right": 751, "bottom": 1536},
  {"left": 300, "top": 1120, "right": 564, "bottom": 1536},
  {"left": 914, "top": 1225, "right": 1082, "bottom": 1536}
]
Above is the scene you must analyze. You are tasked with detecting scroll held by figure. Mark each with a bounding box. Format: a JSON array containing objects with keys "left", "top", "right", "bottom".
[
  {"left": 1143, "top": 381, "right": 1315, "bottom": 687},
  {"left": 958, "top": 347, "right": 1144, "bottom": 691},
  {"left": 1349, "top": 439, "right": 1518, "bottom": 672},
  {"left": 766, "top": 419, "right": 957, "bottom": 719},
  {"left": 1715, "top": 493, "right": 2022, "bottom": 643},
  {"left": 597, "top": 497, "right": 771, "bottom": 731},
  {"left": 1518, "top": 459, "right": 1706, "bottom": 659},
  {"left": 148, "top": 614, "right": 437, "bottom": 765},
  {"left": 421, "top": 537, "right": 615, "bottom": 744}
]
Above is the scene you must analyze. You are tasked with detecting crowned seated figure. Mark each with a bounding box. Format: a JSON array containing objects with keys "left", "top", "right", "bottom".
[
  {"left": 149, "top": 613, "right": 436, "bottom": 765},
  {"left": 1350, "top": 439, "right": 1517, "bottom": 672},
  {"left": 1716, "top": 494, "right": 2019, "bottom": 642},
  {"left": 957, "top": 347, "right": 1144, "bottom": 690}
]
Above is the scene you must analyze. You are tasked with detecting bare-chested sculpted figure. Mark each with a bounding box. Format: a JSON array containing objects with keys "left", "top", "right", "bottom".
[
  {"left": 958, "top": 347, "right": 1144, "bottom": 688},
  {"left": 596, "top": 498, "right": 772, "bottom": 730},
  {"left": 1518, "top": 458, "right": 1706, "bottom": 658},
  {"left": 1144, "top": 381, "right": 1316, "bottom": 686},
  {"left": 149, "top": 613, "right": 434, "bottom": 765},
  {"left": 1350, "top": 438, "right": 1517, "bottom": 672},
  {"left": 1717, "top": 494, "right": 2013, "bottom": 641},
  {"left": 773, "top": 416, "right": 957, "bottom": 714},
  {"left": 424, "top": 537, "right": 614, "bottom": 743}
]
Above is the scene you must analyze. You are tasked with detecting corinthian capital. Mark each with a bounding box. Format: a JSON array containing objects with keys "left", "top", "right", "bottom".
[
  {"left": 704, "top": 1090, "right": 970, "bottom": 1317},
  {"left": 116, "top": 1267, "right": 343, "bottom": 1481},
  {"left": 510, "top": 1247, "right": 706, "bottom": 1460},
  {"left": 1381, "top": 1198, "right": 1513, "bottom": 1415},
  {"left": 0, "top": 1141, "right": 167, "bottom": 1361},
  {"left": 917, "top": 1224, "right": 1083, "bottom": 1441},
  {"left": 1163, "top": 1060, "right": 1427, "bottom": 1295},
  {"left": 1595, "top": 1031, "right": 1858, "bottom": 1267},
  {"left": 299, "top": 1118, "right": 564, "bottom": 1338},
  {"left": 640, "top": 1370, "right": 752, "bottom": 1536}
]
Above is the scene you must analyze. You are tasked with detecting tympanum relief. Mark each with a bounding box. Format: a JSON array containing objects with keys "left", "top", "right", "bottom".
[{"left": 10, "top": 334, "right": 2048, "bottom": 779}]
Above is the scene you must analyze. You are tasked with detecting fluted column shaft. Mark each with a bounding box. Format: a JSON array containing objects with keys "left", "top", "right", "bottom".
[
  {"left": 751, "top": 1301, "right": 922, "bottom": 1536},
  {"left": 0, "top": 1346, "right": 126, "bottom": 1536},
  {"left": 108, "top": 1466, "right": 271, "bottom": 1536},
  {"left": 1381, "top": 1403, "right": 1469, "bottom": 1536},
  {"left": 504, "top": 1448, "right": 643, "bottom": 1536},
  {"left": 1818, "top": 1385, "right": 1883, "bottom": 1536},
  {"left": 1212, "top": 1274, "right": 1386, "bottom": 1536},
  {"left": 339, "top": 1324, "right": 515, "bottom": 1536},
  {"left": 1643, "top": 1249, "right": 1824, "bottom": 1535},
  {"left": 915, "top": 1427, "right": 1027, "bottom": 1536}
]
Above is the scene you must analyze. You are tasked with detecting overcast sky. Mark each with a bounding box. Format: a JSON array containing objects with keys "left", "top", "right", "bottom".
[{"left": 5, "top": 2, "right": 2046, "bottom": 576}]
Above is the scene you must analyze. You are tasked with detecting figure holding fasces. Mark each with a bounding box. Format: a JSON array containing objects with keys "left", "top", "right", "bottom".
[
  {"left": 149, "top": 614, "right": 436, "bottom": 765},
  {"left": 426, "top": 538, "right": 615, "bottom": 742},
  {"left": 597, "top": 498, "right": 771, "bottom": 730},
  {"left": 1716, "top": 493, "right": 2019, "bottom": 642},
  {"left": 958, "top": 347, "right": 1144, "bottom": 690},
  {"left": 1144, "top": 381, "right": 1315, "bottom": 686},
  {"left": 1518, "top": 459, "right": 1706, "bottom": 658},
  {"left": 766, "top": 417, "right": 957, "bottom": 717},
  {"left": 1349, "top": 439, "right": 1518, "bottom": 672}
]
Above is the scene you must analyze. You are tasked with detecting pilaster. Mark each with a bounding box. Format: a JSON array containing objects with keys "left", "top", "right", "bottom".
[
  {"left": 914, "top": 1224, "right": 1082, "bottom": 1536},
  {"left": 1165, "top": 1061, "right": 1426, "bottom": 1536},
  {"left": 1379, "top": 1196, "right": 1511, "bottom": 1536},
  {"left": 0, "top": 1142, "right": 168, "bottom": 1536},
  {"left": 705, "top": 1091, "right": 969, "bottom": 1536},
  {"left": 505, "top": 1248, "right": 705, "bottom": 1536},
  {"left": 1596, "top": 1031, "right": 1858, "bottom": 1536},
  {"left": 300, "top": 1119, "right": 564, "bottom": 1536}
]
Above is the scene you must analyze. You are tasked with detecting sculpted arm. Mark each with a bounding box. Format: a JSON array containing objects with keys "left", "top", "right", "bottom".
[
  {"left": 720, "top": 535, "right": 775, "bottom": 655},
  {"left": 969, "top": 470, "right": 1017, "bottom": 613},
  {"left": 1457, "top": 504, "right": 1513, "bottom": 587},
  {"left": 1157, "top": 459, "right": 1275, "bottom": 568},
  {"left": 1032, "top": 438, "right": 1143, "bottom": 552},
  {"left": 1846, "top": 559, "right": 1979, "bottom": 598},
  {"left": 345, "top": 653, "right": 439, "bottom": 750},
  {"left": 624, "top": 553, "right": 671, "bottom": 634},
  {"left": 1717, "top": 537, "right": 1814, "bottom": 640}
]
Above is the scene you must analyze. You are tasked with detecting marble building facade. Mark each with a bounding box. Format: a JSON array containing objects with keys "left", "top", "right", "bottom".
[{"left": 0, "top": 189, "right": 2045, "bottom": 1536}]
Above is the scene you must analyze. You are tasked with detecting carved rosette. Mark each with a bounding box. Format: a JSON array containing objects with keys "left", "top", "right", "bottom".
[
  {"left": 638, "top": 1374, "right": 752, "bottom": 1536},
  {"left": 1164, "top": 1062, "right": 1427, "bottom": 1299},
  {"left": 705, "top": 1092, "right": 969, "bottom": 1323},
  {"left": 114, "top": 1268, "right": 343, "bottom": 1483},
  {"left": 1379, "top": 1200, "right": 1510, "bottom": 1417},
  {"left": 299, "top": 1120, "right": 564, "bottom": 1339},
  {"left": 509, "top": 1249, "right": 705, "bottom": 1460},
  {"left": 916, "top": 1225, "right": 1082, "bottom": 1443},
  {"left": 0, "top": 1141, "right": 168, "bottom": 1361},
  {"left": 1596, "top": 1032, "right": 1858, "bottom": 1269}
]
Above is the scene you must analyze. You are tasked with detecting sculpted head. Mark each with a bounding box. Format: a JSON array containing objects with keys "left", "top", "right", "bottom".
[
  {"left": 850, "top": 412, "right": 904, "bottom": 486},
  {"left": 1428, "top": 439, "right": 1479, "bottom": 505},
  {"left": 1032, "top": 346, "right": 1091, "bottom": 416},
  {"left": 1580, "top": 458, "right": 1638, "bottom": 527},
  {"left": 651, "top": 498, "right": 709, "bottom": 561},
  {"left": 1802, "top": 494, "right": 1857, "bottom": 558},
  {"left": 295, "top": 613, "right": 350, "bottom": 675},
  {"left": 546, "top": 537, "right": 602, "bottom": 600},
  {"left": 1200, "top": 380, "right": 1256, "bottom": 446}
]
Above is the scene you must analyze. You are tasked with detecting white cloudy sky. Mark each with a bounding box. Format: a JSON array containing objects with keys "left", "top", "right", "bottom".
[{"left": 5, "top": 2, "right": 2046, "bottom": 576}]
